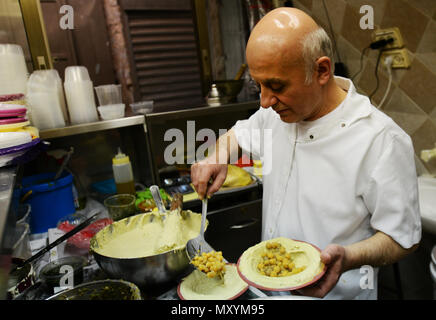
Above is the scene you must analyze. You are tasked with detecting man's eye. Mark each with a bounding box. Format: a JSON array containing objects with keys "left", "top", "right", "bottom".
[{"left": 271, "top": 85, "right": 284, "bottom": 92}]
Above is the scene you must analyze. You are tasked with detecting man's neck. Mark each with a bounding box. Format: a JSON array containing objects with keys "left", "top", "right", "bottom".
[{"left": 323, "top": 78, "right": 348, "bottom": 115}]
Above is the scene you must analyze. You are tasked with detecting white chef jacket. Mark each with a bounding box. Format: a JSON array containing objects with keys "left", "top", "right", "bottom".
[{"left": 233, "top": 77, "right": 421, "bottom": 300}]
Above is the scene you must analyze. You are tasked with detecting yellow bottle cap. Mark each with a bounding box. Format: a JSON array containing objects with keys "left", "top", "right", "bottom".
[{"left": 113, "top": 148, "right": 130, "bottom": 165}]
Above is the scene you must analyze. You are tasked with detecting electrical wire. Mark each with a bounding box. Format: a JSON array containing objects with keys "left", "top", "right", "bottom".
[
  {"left": 351, "top": 38, "right": 394, "bottom": 81},
  {"left": 351, "top": 46, "right": 370, "bottom": 80},
  {"left": 377, "top": 56, "right": 393, "bottom": 109},
  {"left": 369, "top": 49, "right": 383, "bottom": 102}
]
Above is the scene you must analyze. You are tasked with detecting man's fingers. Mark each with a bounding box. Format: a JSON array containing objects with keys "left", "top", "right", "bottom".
[
  {"left": 321, "top": 251, "right": 332, "bottom": 265},
  {"left": 207, "top": 169, "right": 227, "bottom": 197},
  {"left": 195, "top": 178, "right": 210, "bottom": 200}
]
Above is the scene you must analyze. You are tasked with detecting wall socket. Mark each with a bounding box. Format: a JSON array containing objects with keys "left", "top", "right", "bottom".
[
  {"left": 372, "top": 27, "right": 404, "bottom": 50},
  {"left": 381, "top": 49, "right": 411, "bottom": 69}
]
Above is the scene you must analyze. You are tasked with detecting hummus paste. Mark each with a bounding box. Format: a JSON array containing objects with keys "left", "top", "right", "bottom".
[
  {"left": 179, "top": 264, "right": 248, "bottom": 300},
  {"left": 91, "top": 210, "right": 202, "bottom": 258},
  {"left": 238, "top": 237, "right": 325, "bottom": 289}
]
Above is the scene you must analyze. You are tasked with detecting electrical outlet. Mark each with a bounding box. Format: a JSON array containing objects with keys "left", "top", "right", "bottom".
[
  {"left": 372, "top": 27, "right": 404, "bottom": 49},
  {"left": 381, "top": 48, "right": 411, "bottom": 69}
]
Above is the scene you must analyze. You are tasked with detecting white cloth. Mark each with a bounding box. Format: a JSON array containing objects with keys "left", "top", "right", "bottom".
[{"left": 232, "top": 77, "right": 421, "bottom": 300}]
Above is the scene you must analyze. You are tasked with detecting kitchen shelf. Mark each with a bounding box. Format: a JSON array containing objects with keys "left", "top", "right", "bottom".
[{"left": 39, "top": 115, "right": 146, "bottom": 139}]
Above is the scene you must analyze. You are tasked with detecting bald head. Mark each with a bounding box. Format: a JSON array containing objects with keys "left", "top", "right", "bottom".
[{"left": 247, "top": 8, "right": 334, "bottom": 84}]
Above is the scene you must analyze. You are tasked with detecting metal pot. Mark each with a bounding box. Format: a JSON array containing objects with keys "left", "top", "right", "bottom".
[
  {"left": 91, "top": 247, "right": 192, "bottom": 290},
  {"left": 207, "top": 80, "right": 244, "bottom": 106},
  {"left": 46, "top": 279, "right": 142, "bottom": 300},
  {"left": 89, "top": 212, "right": 198, "bottom": 290}
]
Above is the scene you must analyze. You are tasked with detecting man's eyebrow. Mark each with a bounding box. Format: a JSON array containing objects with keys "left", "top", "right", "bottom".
[{"left": 263, "top": 78, "right": 287, "bottom": 86}]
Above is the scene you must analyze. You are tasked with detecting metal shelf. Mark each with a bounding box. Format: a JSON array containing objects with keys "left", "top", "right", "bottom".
[{"left": 39, "top": 115, "right": 146, "bottom": 139}]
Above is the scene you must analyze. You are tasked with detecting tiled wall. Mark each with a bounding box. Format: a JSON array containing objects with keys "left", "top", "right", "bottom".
[{"left": 292, "top": 0, "right": 436, "bottom": 175}]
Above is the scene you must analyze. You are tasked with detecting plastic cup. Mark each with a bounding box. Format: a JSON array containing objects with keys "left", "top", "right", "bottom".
[
  {"left": 64, "top": 66, "right": 91, "bottom": 82},
  {"left": 104, "top": 194, "right": 136, "bottom": 221},
  {"left": 64, "top": 80, "right": 98, "bottom": 124},
  {"left": 130, "top": 101, "right": 154, "bottom": 114},
  {"left": 94, "top": 84, "right": 122, "bottom": 106},
  {"left": 98, "top": 104, "right": 125, "bottom": 120},
  {"left": 0, "top": 44, "right": 29, "bottom": 95}
]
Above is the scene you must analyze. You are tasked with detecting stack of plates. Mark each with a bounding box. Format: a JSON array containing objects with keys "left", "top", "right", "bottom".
[
  {"left": 0, "top": 104, "right": 28, "bottom": 130},
  {"left": 0, "top": 94, "right": 42, "bottom": 167},
  {"left": 0, "top": 94, "right": 39, "bottom": 139}
]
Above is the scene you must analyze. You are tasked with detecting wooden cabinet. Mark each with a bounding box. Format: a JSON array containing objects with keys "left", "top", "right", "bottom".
[{"left": 40, "top": 0, "right": 116, "bottom": 85}]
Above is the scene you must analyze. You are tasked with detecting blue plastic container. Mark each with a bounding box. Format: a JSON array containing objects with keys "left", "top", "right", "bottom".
[{"left": 21, "top": 172, "right": 76, "bottom": 234}]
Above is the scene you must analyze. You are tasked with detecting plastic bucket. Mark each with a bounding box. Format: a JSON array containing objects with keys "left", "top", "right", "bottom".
[{"left": 21, "top": 172, "right": 75, "bottom": 234}]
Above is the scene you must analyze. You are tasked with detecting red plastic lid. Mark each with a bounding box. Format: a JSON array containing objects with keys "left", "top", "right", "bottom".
[{"left": 0, "top": 117, "right": 27, "bottom": 125}]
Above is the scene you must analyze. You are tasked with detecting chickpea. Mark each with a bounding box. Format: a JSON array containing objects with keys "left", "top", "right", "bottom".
[
  {"left": 257, "top": 242, "right": 306, "bottom": 277},
  {"left": 191, "top": 250, "right": 226, "bottom": 279}
]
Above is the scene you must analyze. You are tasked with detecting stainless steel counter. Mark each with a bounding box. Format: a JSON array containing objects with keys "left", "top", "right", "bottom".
[
  {"left": 0, "top": 166, "right": 17, "bottom": 245},
  {"left": 0, "top": 166, "right": 18, "bottom": 299}
]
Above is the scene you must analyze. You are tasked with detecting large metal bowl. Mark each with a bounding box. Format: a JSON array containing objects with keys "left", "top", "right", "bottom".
[
  {"left": 89, "top": 213, "right": 198, "bottom": 290},
  {"left": 91, "top": 246, "right": 193, "bottom": 290}
]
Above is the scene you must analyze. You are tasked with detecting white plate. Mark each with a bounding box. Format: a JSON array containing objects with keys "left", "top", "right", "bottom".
[
  {"left": 0, "top": 131, "right": 31, "bottom": 149},
  {"left": 178, "top": 263, "right": 249, "bottom": 300}
]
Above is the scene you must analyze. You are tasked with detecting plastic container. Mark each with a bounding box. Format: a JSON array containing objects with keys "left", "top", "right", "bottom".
[
  {"left": 26, "top": 70, "right": 67, "bottom": 130},
  {"left": 112, "top": 148, "right": 135, "bottom": 195},
  {"left": 21, "top": 171, "right": 76, "bottom": 234},
  {"left": 130, "top": 101, "right": 154, "bottom": 115},
  {"left": 64, "top": 66, "right": 91, "bottom": 82},
  {"left": 39, "top": 256, "right": 88, "bottom": 289},
  {"left": 104, "top": 194, "right": 136, "bottom": 221},
  {"left": 95, "top": 84, "right": 122, "bottom": 106},
  {"left": 64, "top": 66, "right": 98, "bottom": 125},
  {"left": 0, "top": 44, "right": 28, "bottom": 95},
  {"left": 98, "top": 103, "right": 125, "bottom": 120}
]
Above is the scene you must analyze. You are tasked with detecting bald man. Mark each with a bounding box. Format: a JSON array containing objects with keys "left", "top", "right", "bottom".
[{"left": 191, "top": 8, "right": 421, "bottom": 299}]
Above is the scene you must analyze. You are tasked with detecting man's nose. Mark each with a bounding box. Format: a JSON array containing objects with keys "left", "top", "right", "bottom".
[{"left": 260, "top": 88, "right": 278, "bottom": 109}]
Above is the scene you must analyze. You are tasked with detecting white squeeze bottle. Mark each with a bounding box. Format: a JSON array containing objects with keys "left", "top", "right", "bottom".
[{"left": 112, "top": 148, "right": 135, "bottom": 195}]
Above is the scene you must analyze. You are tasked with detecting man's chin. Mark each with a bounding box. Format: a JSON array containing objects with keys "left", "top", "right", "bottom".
[{"left": 278, "top": 112, "right": 299, "bottom": 123}]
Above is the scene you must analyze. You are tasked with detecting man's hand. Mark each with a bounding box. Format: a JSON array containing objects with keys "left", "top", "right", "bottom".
[
  {"left": 295, "top": 244, "right": 346, "bottom": 298},
  {"left": 294, "top": 232, "right": 418, "bottom": 298},
  {"left": 191, "top": 160, "right": 228, "bottom": 200}
]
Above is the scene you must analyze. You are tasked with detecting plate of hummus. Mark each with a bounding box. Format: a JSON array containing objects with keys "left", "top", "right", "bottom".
[
  {"left": 177, "top": 263, "right": 249, "bottom": 300},
  {"left": 237, "top": 237, "right": 326, "bottom": 291}
]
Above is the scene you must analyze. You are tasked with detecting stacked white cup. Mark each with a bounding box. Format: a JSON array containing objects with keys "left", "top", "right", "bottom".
[
  {"left": 64, "top": 66, "right": 98, "bottom": 125},
  {"left": 26, "top": 70, "right": 66, "bottom": 130},
  {"left": 0, "top": 44, "right": 29, "bottom": 95}
]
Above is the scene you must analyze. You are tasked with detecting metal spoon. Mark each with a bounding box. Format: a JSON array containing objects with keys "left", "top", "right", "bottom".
[
  {"left": 186, "top": 198, "right": 209, "bottom": 260},
  {"left": 150, "top": 185, "right": 166, "bottom": 221}
]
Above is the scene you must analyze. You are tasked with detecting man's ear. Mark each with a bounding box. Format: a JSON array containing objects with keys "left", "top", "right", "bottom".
[{"left": 315, "top": 56, "right": 332, "bottom": 85}]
